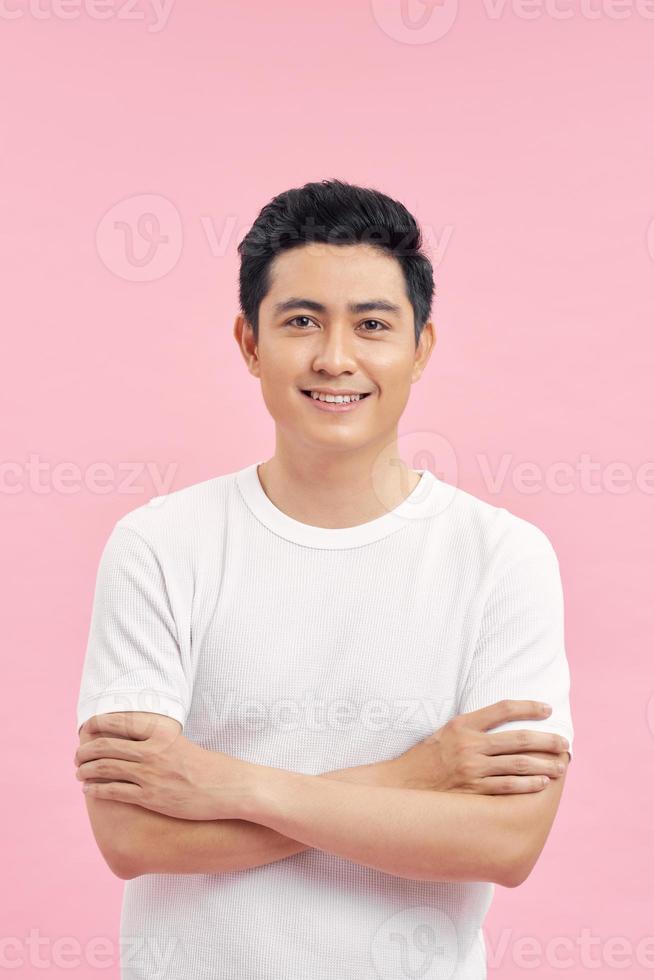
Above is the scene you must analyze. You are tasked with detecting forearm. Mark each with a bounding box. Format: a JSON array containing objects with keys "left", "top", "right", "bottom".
[
  {"left": 242, "top": 766, "right": 520, "bottom": 886},
  {"left": 122, "top": 761, "right": 393, "bottom": 878}
]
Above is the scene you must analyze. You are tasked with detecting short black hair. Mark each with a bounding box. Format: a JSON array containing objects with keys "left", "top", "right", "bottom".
[{"left": 237, "top": 179, "right": 434, "bottom": 348}]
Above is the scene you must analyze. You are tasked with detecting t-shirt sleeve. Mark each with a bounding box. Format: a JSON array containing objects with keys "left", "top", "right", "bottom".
[
  {"left": 76, "top": 521, "right": 191, "bottom": 734},
  {"left": 458, "top": 530, "right": 574, "bottom": 760}
]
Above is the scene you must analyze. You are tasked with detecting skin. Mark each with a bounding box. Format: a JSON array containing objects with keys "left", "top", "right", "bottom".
[
  {"left": 76, "top": 699, "right": 568, "bottom": 882},
  {"left": 232, "top": 242, "right": 437, "bottom": 527},
  {"left": 76, "top": 241, "right": 570, "bottom": 882}
]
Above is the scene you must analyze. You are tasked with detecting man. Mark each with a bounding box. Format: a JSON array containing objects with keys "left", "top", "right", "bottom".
[{"left": 75, "top": 178, "right": 573, "bottom": 979}]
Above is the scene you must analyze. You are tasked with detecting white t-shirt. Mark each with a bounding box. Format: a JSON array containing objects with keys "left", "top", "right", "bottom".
[{"left": 76, "top": 461, "right": 574, "bottom": 980}]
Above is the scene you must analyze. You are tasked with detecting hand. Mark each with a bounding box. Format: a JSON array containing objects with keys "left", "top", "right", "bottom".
[
  {"left": 74, "top": 711, "right": 256, "bottom": 820},
  {"left": 388, "top": 700, "right": 570, "bottom": 795}
]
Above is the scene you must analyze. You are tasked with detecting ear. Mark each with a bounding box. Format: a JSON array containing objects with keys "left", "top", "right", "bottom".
[
  {"left": 233, "top": 313, "right": 261, "bottom": 379},
  {"left": 412, "top": 320, "right": 436, "bottom": 383}
]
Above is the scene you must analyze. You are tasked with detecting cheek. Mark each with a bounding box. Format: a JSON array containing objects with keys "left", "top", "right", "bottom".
[
  {"left": 258, "top": 375, "right": 299, "bottom": 420},
  {"left": 259, "top": 357, "right": 298, "bottom": 390},
  {"left": 376, "top": 380, "right": 413, "bottom": 416}
]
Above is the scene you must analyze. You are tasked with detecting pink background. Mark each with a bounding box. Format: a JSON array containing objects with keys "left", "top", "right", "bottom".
[{"left": 3, "top": 1, "right": 653, "bottom": 976}]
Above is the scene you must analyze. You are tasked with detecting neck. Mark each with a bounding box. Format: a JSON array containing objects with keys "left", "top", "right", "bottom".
[{"left": 256, "top": 444, "right": 421, "bottom": 529}]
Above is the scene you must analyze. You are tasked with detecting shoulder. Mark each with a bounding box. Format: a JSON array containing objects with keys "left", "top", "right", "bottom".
[
  {"left": 111, "top": 469, "right": 238, "bottom": 553},
  {"left": 430, "top": 475, "right": 559, "bottom": 572}
]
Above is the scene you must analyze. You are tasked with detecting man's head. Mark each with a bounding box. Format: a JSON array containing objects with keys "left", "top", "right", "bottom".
[{"left": 233, "top": 179, "right": 436, "bottom": 460}]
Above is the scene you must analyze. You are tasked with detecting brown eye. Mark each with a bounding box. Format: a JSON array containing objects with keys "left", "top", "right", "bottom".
[{"left": 287, "top": 317, "right": 387, "bottom": 332}]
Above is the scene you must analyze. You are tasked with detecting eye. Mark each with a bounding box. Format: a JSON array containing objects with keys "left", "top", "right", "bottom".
[
  {"left": 286, "top": 316, "right": 388, "bottom": 332},
  {"left": 287, "top": 316, "right": 315, "bottom": 329}
]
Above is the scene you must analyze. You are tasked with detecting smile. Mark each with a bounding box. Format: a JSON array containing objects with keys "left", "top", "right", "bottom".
[{"left": 299, "top": 390, "right": 372, "bottom": 413}]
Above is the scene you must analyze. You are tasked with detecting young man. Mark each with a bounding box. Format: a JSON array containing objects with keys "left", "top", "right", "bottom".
[{"left": 75, "top": 179, "right": 573, "bottom": 979}]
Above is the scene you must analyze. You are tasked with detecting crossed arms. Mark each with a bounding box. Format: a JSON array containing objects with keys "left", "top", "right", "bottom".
[{"left": 75, "top": 701, "right": 570, "bottom": 888}]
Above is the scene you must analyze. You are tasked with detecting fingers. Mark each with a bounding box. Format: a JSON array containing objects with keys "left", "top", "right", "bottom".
[
  {"left": 470, "top": 775, "right": 552, "bottom": 795},
  {"left": 482, "top": 752, "right": 567, "bottom": 779},
  {"left": 459, "top": 699, "right": 553, "bottom": 732},
  {"left": 76, "top": 758, "right": 142, "bottom": 784},
  {"left": 74, "top": 736, "right": 142, "bottom": 767},
  {"left": 484, "top": 730, "right": 570, "bottom": 756},
  {"left": 82, "top": 780, "right": 144, "bottom": 804}
]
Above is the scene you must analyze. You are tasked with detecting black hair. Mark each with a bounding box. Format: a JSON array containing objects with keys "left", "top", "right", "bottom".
[{"left": 237, "top": 179, "right": 434, "bottom": 348}]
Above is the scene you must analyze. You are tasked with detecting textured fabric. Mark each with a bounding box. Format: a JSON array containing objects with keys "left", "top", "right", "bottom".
[{"left": 76, "top": 460, "right": 574, "bottom": 980}]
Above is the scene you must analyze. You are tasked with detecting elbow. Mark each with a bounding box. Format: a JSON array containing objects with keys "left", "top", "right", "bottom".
[
  {"left": 92, "top": 830, "right": 146, "bottom": 880},
  {"left": 87, "top": 831, "right": 145, "bottom": 880},
  {"left": 106, "top": 848, "right": 144, "bottom": 880},
  {"left": 83, "top": 797, "right": 149, "bottom": 880},
  {"left": 116, "top": 867, "right": 141, "bottom": 880},
  {"left": 497, "top": 861, "right": 528, "bottom": 889},
  {"left": 497, "top": 841, "right": 539, "bottom": 889},
  {"left": 488, "top": 823, "right": 532, "bottom": 888}
]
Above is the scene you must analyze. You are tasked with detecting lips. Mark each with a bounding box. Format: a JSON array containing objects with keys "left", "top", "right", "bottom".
[{"left": 300, "top": 390, "right": 372, "bottom": 399}]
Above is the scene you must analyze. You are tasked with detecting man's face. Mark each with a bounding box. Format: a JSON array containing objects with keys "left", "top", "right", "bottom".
[{"left": 236, "top": 242, "right": 434, "bottom": 457}]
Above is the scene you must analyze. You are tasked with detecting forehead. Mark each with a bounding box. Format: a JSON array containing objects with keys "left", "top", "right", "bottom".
[{"left": 262, "top": 243, "right": 410, "bottom": 313}]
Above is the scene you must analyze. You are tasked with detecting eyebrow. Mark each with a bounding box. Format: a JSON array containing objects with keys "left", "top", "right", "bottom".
[{"left": 272, "top": 297, "right": 403, "bottom": 317}]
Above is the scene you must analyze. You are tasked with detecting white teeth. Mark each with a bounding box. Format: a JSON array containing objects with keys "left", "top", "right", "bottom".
[{"left": 310, "top": 391, "right": 361, "bottom": 403}]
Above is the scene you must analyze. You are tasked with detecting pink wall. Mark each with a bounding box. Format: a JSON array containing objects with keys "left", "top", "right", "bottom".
[{"left": 3, "top": 1, "right": 653, "bottom": 976}]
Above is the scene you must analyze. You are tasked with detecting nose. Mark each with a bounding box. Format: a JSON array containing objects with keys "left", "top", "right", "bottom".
[{"left": 310, "top": 324, "right": 358, "bottom": 377}]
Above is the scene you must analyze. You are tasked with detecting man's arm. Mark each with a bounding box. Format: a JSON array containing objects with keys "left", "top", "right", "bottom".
[
  {"left": 83, "top": 766, "right": 394, "bottom": 880},
  {"left": 77, "top": 716, "right": 397, "bottom": 879},
  {"left": 496, "top": 748, "right": 570, "bottom": 884},
  {"left": 451, "top": 529, "right": 575, "bottom": 885},
  {"left": 84, "top": 758, "right": 565, "bottom": 886},
  {"left": 232, "top": 750, "right": 570, "bottom": 888},
  {"left": 78, "top": 712, "right": 569, "bottom": 882}
]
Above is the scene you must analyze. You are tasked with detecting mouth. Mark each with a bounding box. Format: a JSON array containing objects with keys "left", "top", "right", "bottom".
[
  {"left": 298, "top": 389, "right": 373, "bottom": 413},
  {"left": 300, "top": 390, "right": 372, "bottom": 401}
]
